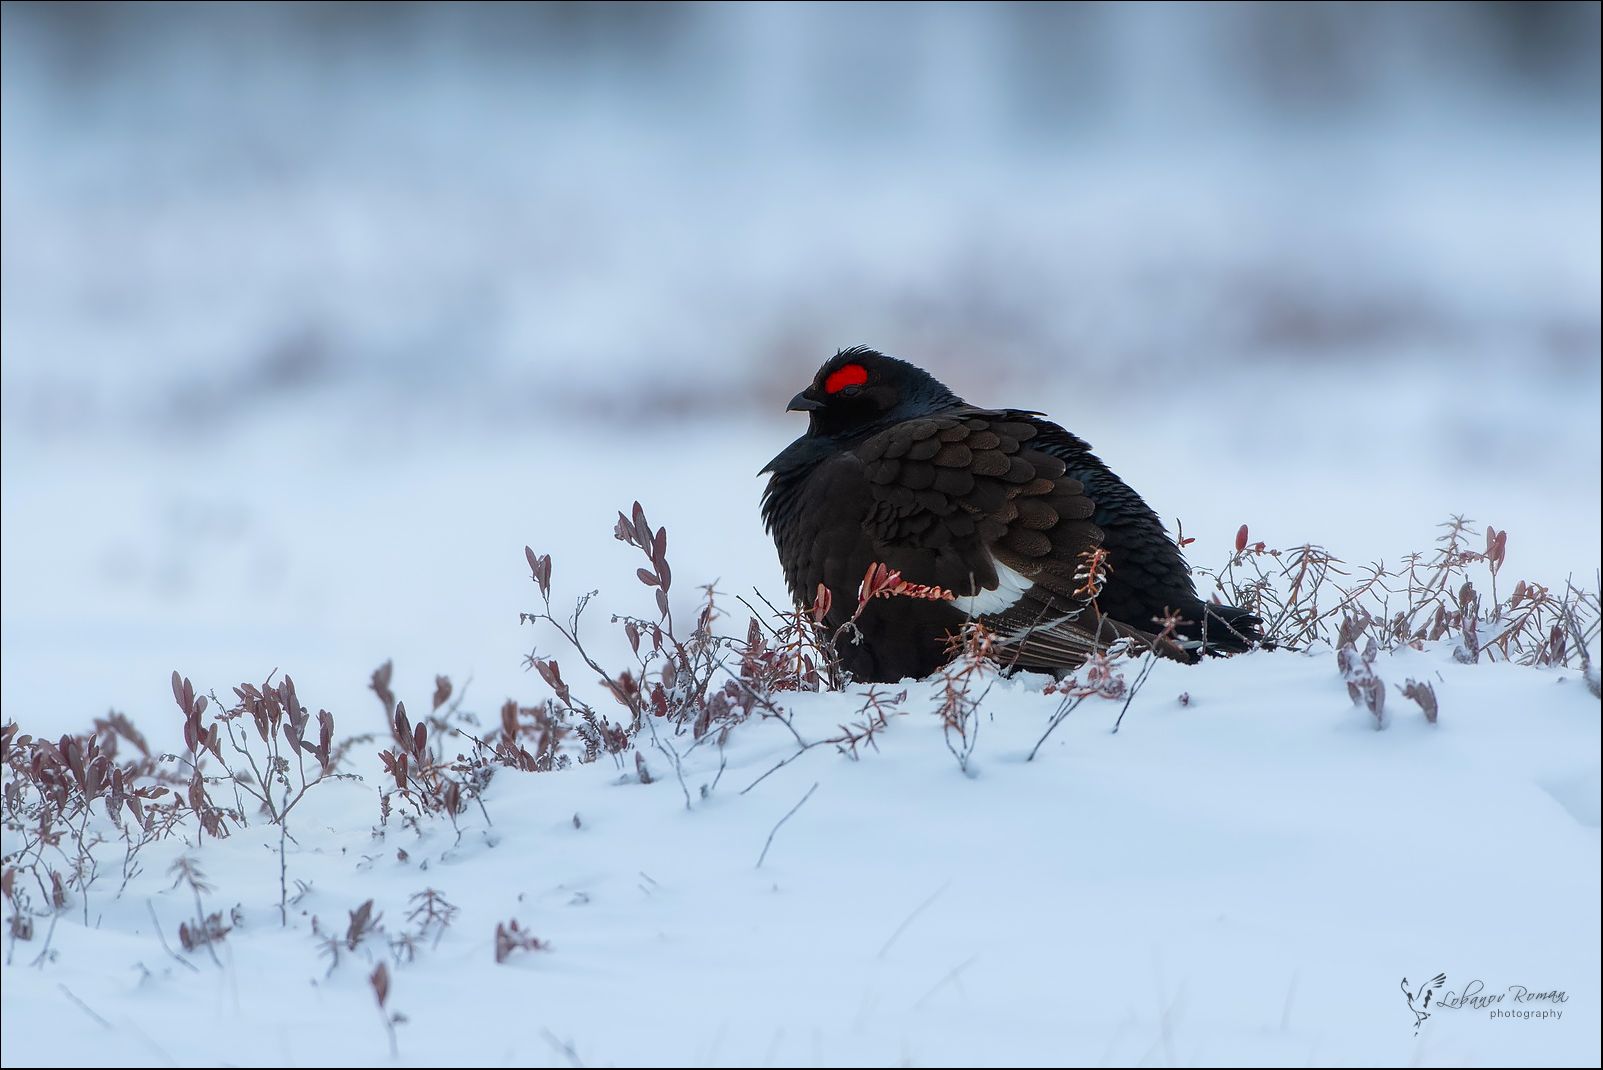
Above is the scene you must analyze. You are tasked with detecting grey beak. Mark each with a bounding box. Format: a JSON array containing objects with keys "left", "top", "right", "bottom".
[{"left": 787, "top": 392, "right": 823, "bottom": 412}]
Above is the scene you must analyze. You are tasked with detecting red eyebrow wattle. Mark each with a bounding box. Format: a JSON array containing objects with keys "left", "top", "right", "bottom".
[{"left": 824, "top": 363, "right": 869, "bottom": 394}]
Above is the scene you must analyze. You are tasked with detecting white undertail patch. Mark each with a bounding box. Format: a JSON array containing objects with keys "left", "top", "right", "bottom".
[{"left": 953, "top": 561, "right": 1036, "bottom": 617}]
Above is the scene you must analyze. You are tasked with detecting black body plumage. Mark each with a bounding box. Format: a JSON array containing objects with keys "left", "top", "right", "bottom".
[{"left": 761, "top": 347, "right": 1261, "bottom": 683}]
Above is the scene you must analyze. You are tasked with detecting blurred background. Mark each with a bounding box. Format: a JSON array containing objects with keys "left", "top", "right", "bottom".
[{"left": 2, "top": 2, "right": 1599, "bottom": 734}]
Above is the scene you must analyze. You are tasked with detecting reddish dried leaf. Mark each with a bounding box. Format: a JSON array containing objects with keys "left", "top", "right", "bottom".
[{"left": 370, "top": 962, "right": 390, "bottom": 1007}]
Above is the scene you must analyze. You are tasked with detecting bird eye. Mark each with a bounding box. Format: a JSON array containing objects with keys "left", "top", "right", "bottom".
[{"left": 824, "top": 363, "right": 869, "bottom": 394}]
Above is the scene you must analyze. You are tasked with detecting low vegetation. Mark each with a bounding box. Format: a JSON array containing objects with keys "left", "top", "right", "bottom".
[{"left": 3, "top": 503, "right": 1596, "bottom": 1053}]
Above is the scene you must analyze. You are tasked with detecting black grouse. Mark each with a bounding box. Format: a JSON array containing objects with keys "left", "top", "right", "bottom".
[{"left": 761, "top": 347, "right": 1261, "bottom": 683}]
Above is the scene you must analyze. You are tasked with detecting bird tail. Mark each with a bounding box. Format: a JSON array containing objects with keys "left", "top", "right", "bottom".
[{"left": 1177, "top": 602, "right": 1263, "bottom": 656}]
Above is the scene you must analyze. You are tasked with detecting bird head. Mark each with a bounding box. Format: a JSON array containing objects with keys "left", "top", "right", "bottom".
[{"left": 787, "top": 347, "right": 962, "bottom": 439}]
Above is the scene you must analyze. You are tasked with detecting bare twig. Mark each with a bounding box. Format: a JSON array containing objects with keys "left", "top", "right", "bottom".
[
  {"left": 756, "top": 782, "right": 820, "bottom": 869},
  {"left": 57, "top": 984, "right": 112, "bottom": 1029},
  {"left": 878, "top": 880, "right": 952, "bottom": 959},
  {"left": 144, "top": 901, "right": 199, "bottom": 973}
]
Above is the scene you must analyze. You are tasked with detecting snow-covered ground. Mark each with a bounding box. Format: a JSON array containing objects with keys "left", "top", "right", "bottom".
[
  {"left": 3, "top": 5, "right": 1599, "bottom": 1066},
  {"left": 0, "top": 644, "right": 1598, "bottom": 1067}
]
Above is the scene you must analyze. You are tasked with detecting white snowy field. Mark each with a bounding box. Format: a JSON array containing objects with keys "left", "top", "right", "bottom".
[
  {"left": 2, "top": 308, "right": 1600, "bottom": 1070},
  {"left": 0, "top": 641, "right": 1598, "bottom": 1068},
  {"left": 3, "top": 4, "right": 1601, "bottom": 1066},
  {"left": 1, "top": 377, "right": 1600, "bottom": 1068}
]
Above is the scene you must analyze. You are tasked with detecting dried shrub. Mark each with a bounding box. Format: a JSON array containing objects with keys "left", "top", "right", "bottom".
[
  {"left": 1400, "top": 679, "right": 1439, "bottom": 724},
  {"left": 1025, "top": 562, "right": 1186, "bottom": 757},
  {"left": 934, "top": 622, "right": 999, "bottom": 774},
  {"left": 378, "top": 701, "right": 467, "bottom": 825},
  {"left": 834, "top": 687, "right": 908, "bottom": 760},
  {"left": 1193, "top": 516, "right": 1599, "bottom": 723},
  {"left": 1196, "top": 516, "right": 1598, "bottom": 669},
  {"left": 1337, "top": 630, "right": 1387, "bottom": 729},
  {"left": 168, "top": 856, "right": 238, "bottom": 966},
  {"left": 345, "top": 897, "right": 383, "bottom": 951},
  {"left": 312, "top": 896, "right": 388, "bottom": 977},
  {"left": 369, "top": 662, "right": 543, "bottom": 840},
  {"left": 494, "top": 918, "right": 549, "bottom": 964},
  {"left": 520, "top": 501, "right": 837, "bottom": 807},
  {"left": 179, "top": 671, "right": 366, "bottom": 922},
  {"left": 3, "top": 714, "right": 184, "bottom": 950},
  {"left": 2, "top": 666, "right": 376, "bottom": 953},
  {"left": 177, "top": 909, "right": 235, "bottom": 954},
  {"left": 1, "top": 502, "right": 1594, "bottom": 993},
  {"left": 370, "top": 960, "right": 403, "bottom": 1058},
  {"left": 404, "top": 888, "right": 458, "bottom": 951}
]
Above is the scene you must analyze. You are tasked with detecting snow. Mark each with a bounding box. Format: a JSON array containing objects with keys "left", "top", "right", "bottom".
[
  {"left": 1, "top": 644, "right": 1598, "bottom": 1067},
  {"left": 3, "top": 5, "right": 1600, "bottom": 1066}
]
